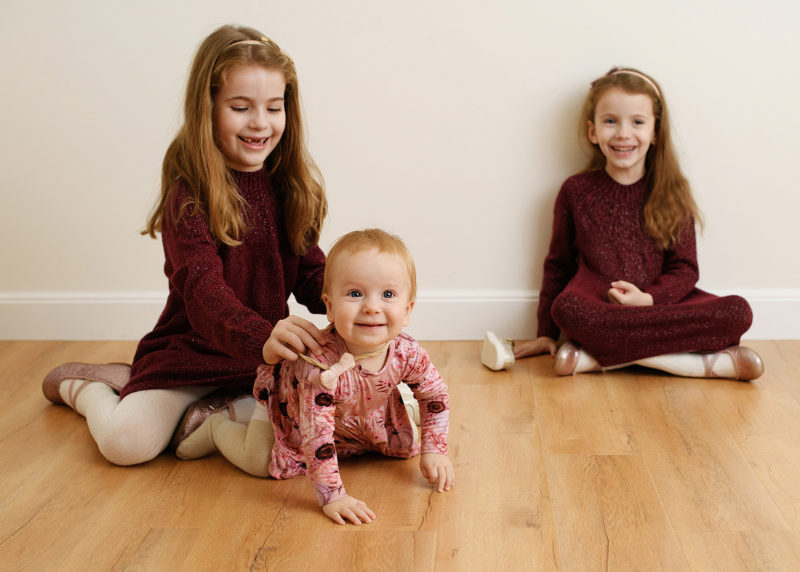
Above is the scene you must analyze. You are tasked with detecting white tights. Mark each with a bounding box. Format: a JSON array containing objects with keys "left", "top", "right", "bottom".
[
  {"left": 572, "top": 350, "right": 736, "bottom": 378},
  {"left": 62, "top": 380, "right": 216, "bottom": 466}
]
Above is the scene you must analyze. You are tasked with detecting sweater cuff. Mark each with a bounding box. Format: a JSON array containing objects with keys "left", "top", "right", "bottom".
[
  {"left": 645, "top": 287, "right": 668, "bottom": 305},
  {"left": 244, "top": 322, "right": 272, "bottom": 363}
]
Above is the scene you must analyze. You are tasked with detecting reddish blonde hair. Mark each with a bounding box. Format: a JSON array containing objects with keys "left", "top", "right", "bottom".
[
  {"left": 580, "top": 67, "right": 702, "bottom": 249},
  {"left": 323, "top": 229, "right": 417, "bottom": 301},
  {"left": 144, "top": 25, "right": 326, "bottom": 254}
]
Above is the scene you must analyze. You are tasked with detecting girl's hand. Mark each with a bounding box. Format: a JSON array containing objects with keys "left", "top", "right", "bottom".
[
  {"left": 608, "top": 281, "right": 654, "bottom": 306},
  {"left": 514, "top": 336, "right": 557, "bottom": 359},
  {"left": 420, "top": 453, "right": 455, "bottom": 492},
  {"left": 262, "top": 316, "right": 330, "bottom": 364},
  {"left": 322, "top": 495, "right": 376, "bottom": 525}
]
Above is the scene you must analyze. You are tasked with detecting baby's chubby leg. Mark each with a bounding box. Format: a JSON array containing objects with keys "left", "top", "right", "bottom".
[{"left": 176, "top": 401, "right": 275, "bottom": 477}]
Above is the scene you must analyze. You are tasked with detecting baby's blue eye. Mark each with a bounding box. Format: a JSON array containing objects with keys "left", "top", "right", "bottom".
[
  {"left": 347, "top": 291, "right": 362, "bottom": 298},
  {"left": 382, "top": 291, "right": 395, "bottom": 299}
]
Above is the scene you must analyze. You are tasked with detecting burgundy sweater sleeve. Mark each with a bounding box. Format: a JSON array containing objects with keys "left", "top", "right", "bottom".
[
  {"left": 537, "top": 186, "right": 578, "bottom": 339},
  {"left": 644, "top": 221, "right": 700, "bottom": 305},
  {"left": 292, "top": 245, "right": 327, "bottom": 315},
  {"left": 162, "top": 203, "right": 271, "bottom": 363}
]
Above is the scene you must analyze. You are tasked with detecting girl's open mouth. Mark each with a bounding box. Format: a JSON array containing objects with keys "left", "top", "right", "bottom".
[{"left": 239, "top": 136, "right": 268, "bottom": 146}]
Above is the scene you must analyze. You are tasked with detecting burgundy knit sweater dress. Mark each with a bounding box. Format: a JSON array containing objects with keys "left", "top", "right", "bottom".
[
  {"left": 537, "top": 169, "right": 752, "bottom": 367},
  {"left": 122, "top": 168, "right": 326, "bottom": 397}
]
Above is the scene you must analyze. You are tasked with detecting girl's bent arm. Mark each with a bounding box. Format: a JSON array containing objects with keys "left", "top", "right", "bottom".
[
  {"left": 538, "top": 186, "right": 578, "bottom": 339},
  {"left": 162, "top": 201, "right": 271, "bottom": 363},
  {"left": 644, "top": 222, "right": 699, "bottom": 304},
  {"left": 292, "top": 245, "right": 327, "bottom": 314}
]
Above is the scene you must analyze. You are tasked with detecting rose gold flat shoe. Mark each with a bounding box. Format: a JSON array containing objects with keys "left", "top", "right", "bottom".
[
  {"left": 701, "top": 346, "right": 764, "bottom": 381},
  {"left": 724, "top": 346, "right": 764, "bottom": 380},
  {"left": 170, "top": 388, "right": 251, "bottom": 450},
  {"left": 42, "top": 362, "right": 131, "bottom": 405},
  {"left": 553, "top": 342, "right": 581, "bottom": 376}
]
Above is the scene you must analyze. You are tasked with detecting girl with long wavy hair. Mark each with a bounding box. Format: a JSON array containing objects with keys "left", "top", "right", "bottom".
[
  {"left": 484, "top": 67, "right": 763, "bottom": 380},
  {"left": 42, "top": 24, "right": 331, "bottom": 465}
]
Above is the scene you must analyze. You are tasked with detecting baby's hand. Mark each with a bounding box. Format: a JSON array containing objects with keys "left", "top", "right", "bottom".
[
  {"left": 322, "top": 495, "right": 376, "bottom": 525},
  {"left": 420, "top": 453, "right": 455, "bottom": 492}
]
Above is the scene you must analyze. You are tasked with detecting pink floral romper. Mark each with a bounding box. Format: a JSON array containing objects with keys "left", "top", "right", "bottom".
[{"left": 253, "top": 331, "right": 450, "bottom": 506}]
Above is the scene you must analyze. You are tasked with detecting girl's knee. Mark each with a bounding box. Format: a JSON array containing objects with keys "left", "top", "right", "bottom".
[
  {"left": 721, "top": 295, "right": 753, "bottom": 337},
  {"left": 551, "top": 291, "right": 595, "bottom": 333},
  {"left": 96, "top": 434, "right": 164, "bottom": 466},
  {"left": 550, "top": 292, "right": 574, "bottom": 327},
  {"left": 94, "top": 415, "right": 170, "bottom": 466},
  {"left": 92, "top": 386, "right": 207, "bottom": 466},
  {"left": 733, "top": 295, "right": 753, "bottom": 324}
]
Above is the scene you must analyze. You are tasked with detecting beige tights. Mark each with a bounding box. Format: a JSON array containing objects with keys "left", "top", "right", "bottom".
[
  {"left": 57, "top": 378, "right": 214, "bottom": 466},
  {"left": 176, "top": 401, "right": 275, "bottom": 477},
  {"left": 634, "top": 352, "right": 736, "bottom": 378},
  {"left": 575, "top": 349, "right": 737, "bottom": 378}
]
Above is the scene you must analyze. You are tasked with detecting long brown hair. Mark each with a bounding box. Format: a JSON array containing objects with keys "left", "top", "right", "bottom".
[
  {"left": 580, "top": 67, "right": 701, "bottom": 249},
  {"left": 143, "top": 25, "right": 326, "bottom": 254}
]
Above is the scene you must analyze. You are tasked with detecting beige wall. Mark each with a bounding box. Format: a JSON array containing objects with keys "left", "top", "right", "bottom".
[{"left": 1, "top": 1, "right": 798, "bottom": 339}]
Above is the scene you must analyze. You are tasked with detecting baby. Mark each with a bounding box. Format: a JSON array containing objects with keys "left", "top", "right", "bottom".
[{"left": 254, "top": 228, "right": 455, "bottom": 525}]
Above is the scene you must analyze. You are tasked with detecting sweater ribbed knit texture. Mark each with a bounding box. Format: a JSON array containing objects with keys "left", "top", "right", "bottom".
[
  {"left": 537, "top": 169, "right": 752, "bottom": 366},
  {"left": 123, "top": 168, "right": 325, "bottom": 396}
]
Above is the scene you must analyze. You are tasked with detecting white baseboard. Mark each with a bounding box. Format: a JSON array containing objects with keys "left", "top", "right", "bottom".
[
  {"left": 0, "top": 291, "right": 168, "bottom": 341},
  {"left": 1, "top": 289, "right": 797, "bottom": 340}
]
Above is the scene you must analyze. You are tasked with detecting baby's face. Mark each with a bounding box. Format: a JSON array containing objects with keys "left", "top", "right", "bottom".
[{"left": 322, "top": 248, "right": 414, "bottom": 356}]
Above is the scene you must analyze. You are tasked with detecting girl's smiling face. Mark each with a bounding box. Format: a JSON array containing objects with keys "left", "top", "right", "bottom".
[
  {"left": 588, "top": 87, "right": 656, "bottom": 184},
  {"left": 212, "top": 64, "right": 286, "bottom": 172}
]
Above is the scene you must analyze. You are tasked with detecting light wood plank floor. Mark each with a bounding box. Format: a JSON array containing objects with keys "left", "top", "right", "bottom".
[{"left": 1, "top": 340, "right": 799, "bottom": 571}]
